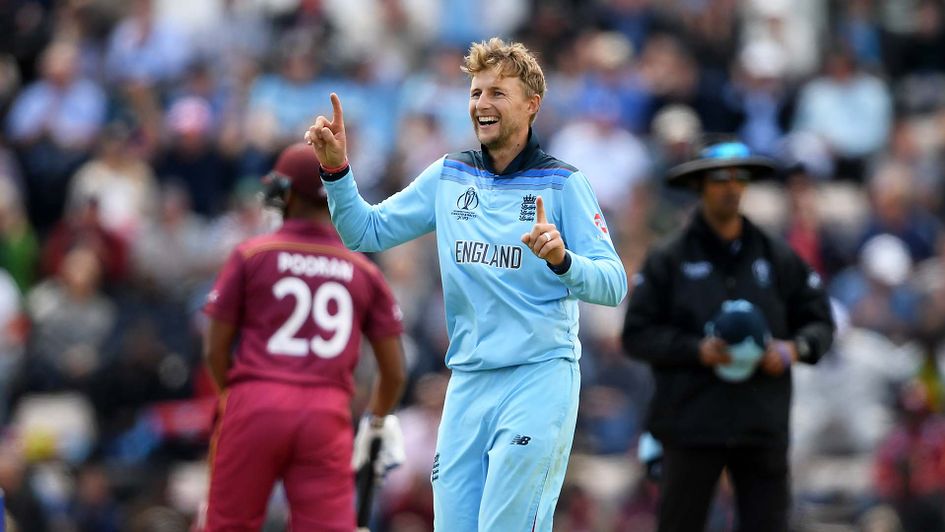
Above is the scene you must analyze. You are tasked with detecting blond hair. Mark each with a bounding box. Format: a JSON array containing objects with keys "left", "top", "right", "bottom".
[{"left": 462, "top": 37, "right": 546, "bottom": 102}]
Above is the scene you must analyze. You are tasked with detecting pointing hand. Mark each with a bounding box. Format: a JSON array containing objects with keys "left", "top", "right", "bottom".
[
  {"left": 521, "top": 196, "right": 566, "bottom": 266},
  {"left": 305, "top": 92, "right": 348, "bottom": 169}
]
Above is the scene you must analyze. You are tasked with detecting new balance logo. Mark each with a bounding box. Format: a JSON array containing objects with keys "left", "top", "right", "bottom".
[{"left": 511, "top": 435, "right": 532, "bottom": 446}]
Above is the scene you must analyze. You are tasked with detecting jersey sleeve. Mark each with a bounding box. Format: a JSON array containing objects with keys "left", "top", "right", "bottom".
[
  {"left": 622, "top": 248, "right": 703, "bottom": 367},
  {"left": 322, "top": 157, "right": 443, "bottom": 252},
  {"left": 363, "top": 267, "right": 404, "bottom": 340},
  {"left": 553, "top": 171, "right": 628, "bottom": 306},
  {"left": 783, "top": 247, "right": 835, "bottom": 363},
  {"left": 203, "top": 247, "right": 245, "bottom": 324}
]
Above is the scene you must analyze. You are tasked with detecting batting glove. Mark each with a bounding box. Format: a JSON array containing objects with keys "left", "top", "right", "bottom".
[{"left": 352, "top": 415, "right": 406, "bottom": 475}]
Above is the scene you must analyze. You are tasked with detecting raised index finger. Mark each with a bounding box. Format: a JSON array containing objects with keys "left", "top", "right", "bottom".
[
  {"left": 329, "top": 92, "right": 344, "bottom": 129},
  {"left": 536, "top": 195, "right": 547, "bottom": 224}
]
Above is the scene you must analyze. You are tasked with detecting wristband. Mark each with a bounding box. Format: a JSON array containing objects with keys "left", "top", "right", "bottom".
[
  {"left": 320, "top": 158, "right": 349, "bottom": 173},
  {"left": 794, "top": 336, "right": 811, "bottom": 361},
  {"left": 319, "top": 159, "right": 350, "bottom": 181},
  {"left": 546, "top": 252, "right": 572, "bottom": 275}
]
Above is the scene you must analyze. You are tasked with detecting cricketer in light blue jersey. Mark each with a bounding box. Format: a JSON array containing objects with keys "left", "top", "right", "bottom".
[{"left": 307, "top": 37, "right": 627, "bottom": 532}]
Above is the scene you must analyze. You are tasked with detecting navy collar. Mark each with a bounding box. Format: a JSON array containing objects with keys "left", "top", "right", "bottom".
[{"left": 481, "top": 128, "right": 542, "bottom": 176}]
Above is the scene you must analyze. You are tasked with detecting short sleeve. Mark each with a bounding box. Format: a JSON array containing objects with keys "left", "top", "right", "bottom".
[
  {"left": 363, "top": 268, "right": 403, "bottom": 340},
  {"left": 203, "top": 248, "right": 245, "bottom": 324}
]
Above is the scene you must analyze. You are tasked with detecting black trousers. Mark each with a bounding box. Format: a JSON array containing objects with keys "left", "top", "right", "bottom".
[{"left": 657, "top": 445, "right": 789, "bottom": 532}]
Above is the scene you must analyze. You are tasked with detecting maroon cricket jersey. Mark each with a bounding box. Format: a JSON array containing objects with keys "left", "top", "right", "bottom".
[{"left": 203, "top": 219, "right": 402, "bottom": 395}]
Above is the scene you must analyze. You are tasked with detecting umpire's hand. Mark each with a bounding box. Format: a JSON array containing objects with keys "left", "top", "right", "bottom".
[
  {"left": 760, "top": 340, "right": 796, "bottom": 376},
  {"left": 521, "top": 196, "right": 566, "bottom": 266},
  {"left": 698, "top": 337, "right": 732, "bottom": 366}
]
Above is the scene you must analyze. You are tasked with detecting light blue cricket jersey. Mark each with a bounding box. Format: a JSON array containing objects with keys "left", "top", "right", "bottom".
[{"left": 322, "top": 133, "right": 627, "bottom": 371}]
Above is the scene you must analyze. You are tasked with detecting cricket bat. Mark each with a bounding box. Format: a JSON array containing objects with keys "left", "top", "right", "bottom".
[{"left": 355, "top": 436, "right": 383, "bottom": 531}]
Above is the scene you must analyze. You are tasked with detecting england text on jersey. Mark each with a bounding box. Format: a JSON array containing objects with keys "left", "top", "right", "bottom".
[{"left": 454, "top": 240, "right": 523, "bottom": 269}]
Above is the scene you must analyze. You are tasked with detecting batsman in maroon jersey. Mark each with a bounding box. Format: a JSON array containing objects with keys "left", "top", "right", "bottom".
[{"left": 202, "top": 143, "right": 406, "bottom": 531}]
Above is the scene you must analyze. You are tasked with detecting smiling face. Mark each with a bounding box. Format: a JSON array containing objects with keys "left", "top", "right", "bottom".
[{"left": 469, "top": 68, "right": 539, "bottom": 151}]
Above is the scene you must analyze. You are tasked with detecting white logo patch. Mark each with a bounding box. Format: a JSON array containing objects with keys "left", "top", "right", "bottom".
[
  {"left": 753, "top": 259, "right": 771, "bottom": 287},
  {"left": 808, "top": 271, "right": 822, "bottom": 289},
  {"left": 682, "top": 261, "right": 712, "bottom": 279}
]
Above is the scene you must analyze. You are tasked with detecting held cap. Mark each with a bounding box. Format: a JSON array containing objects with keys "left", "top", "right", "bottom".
[{"left": 705, "top": 299, "right": 770, "bottom": 382}]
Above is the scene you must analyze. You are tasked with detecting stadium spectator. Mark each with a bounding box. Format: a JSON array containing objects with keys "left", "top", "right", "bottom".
[
  {"left": 874, "top": 380, "right": 945, "bottom": 531},
  {"left": 245, "top": 31, "right": 333, "bottom": 147},
  {"left": 858, "top": 162, "right": 941, "bottom": 263},
  {"left": 397, "top": 47, "right": 477, "bottom": 151},
  {"left": 0, "top": 268, "right": 25, "bottom": 420},
  {"left": 21, "top": 246, "right": 116, "bottom": 393},
  {"left": 66, "top": 122, "right": 158, "bottom": 241},
  {"left": 791, "top": 46, "right": 893, "bottom": 181},
  {"left": 548, "top": 88, "right": 652, "bottom": 224},
  {"left": 0, "top": 176, "right": 39, "bottom": 293},
  {"left": 155, "top": 97, "right": 234, "bottom": 218},
  {"left": 130, "top": 183, "right": 212, "bottom": 303},
  {"left": 103, "top": 0, "right": 192, "bottom": 86},
  {"left": 40, "top": 196, "right": 128, "bottom": 287},
  {"left": 5, "top": 39, "right": 106, "bottom": 231},
  {"left": 727, "top": 39, "right": 795, "bottom": 157}
]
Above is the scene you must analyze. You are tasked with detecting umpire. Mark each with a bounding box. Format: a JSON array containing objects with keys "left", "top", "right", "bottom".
[{"left": 622, "top": 140, "right": 835, "bottom": 532}]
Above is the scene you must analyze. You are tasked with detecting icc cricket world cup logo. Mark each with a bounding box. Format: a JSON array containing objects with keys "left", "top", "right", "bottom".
[
  {"left": 452, "top": 187, "right": 480, "bottom": 220},
  {"left": 457, "top": 187, "right": 480, "bottom": 210}
]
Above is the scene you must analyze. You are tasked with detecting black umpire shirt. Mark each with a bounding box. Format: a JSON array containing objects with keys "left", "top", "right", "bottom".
[{"left": 622, "top": 212, "right": 834, "bottom": 448}]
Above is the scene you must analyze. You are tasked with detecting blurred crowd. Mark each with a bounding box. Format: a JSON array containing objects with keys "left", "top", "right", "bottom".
[{"left": 1, "top": 0, "right": 945, "bottom": 530}]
